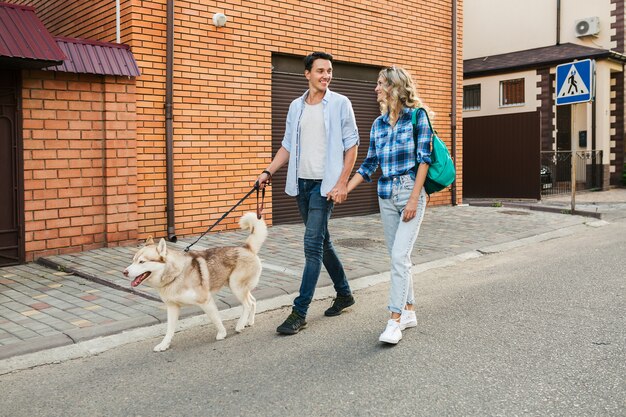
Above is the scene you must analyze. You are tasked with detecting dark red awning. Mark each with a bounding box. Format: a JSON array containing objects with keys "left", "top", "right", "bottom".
[
  {"left": 0, "top": 2, "right": 65, "bottom": 68},
  {"left": 47, "top": 37, "right": 141, "bottom": 77}
]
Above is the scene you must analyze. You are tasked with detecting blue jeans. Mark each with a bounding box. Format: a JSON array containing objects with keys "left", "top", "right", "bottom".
[
  {"left": 378, "top": 175, "right": 427, "bottom": 314},
  {"left": 293, "top": 179, "right": 351, "bottom": 317}
]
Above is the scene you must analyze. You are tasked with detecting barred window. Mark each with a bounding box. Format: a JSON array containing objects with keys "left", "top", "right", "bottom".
[
  {"left": 463, "top": 84, "right": 481, "bottom": 110},
  {"left": 500, "top": 78, "right": 525, "bottom": 106}
]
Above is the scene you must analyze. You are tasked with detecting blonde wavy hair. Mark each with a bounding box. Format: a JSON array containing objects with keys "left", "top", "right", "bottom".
[{"left": 378, "top": 66, "right": 432, "bottom": 126}]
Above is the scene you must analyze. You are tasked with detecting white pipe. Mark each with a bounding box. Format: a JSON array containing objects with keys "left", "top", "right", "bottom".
[{"left": 116, "top": 0, "right": 120, "bottom": 43}]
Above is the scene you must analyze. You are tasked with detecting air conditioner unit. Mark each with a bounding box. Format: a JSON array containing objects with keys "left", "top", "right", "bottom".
[{"left": 575, "top": 17, "right": 600, "bottom": 37}]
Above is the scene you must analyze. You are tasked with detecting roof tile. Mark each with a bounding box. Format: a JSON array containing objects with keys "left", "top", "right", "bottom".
[
  {"left": 0, "top": 2, "right": 65, "bottom": 65},
  {"left": 46, "top": 37, "right": 141, "bottom": 77},
  {"left": 464, "top": 43, "right": 624, "bottom": 77}
]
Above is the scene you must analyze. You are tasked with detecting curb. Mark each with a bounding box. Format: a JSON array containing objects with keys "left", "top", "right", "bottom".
[
  {"left": 36, "top": 257, "right": 161, "bottom": 302},
  {"left": 467, "top": 200, "right": 603, "bottom": 219},
  {"left": 0, "top": 306, "right": 217, "bottom": 364}
]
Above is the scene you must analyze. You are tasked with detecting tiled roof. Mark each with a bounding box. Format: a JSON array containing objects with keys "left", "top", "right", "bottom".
[
  {"left": 0, "top": 2, "right": 65, "bottom": 67},
  {"left": 464, "top": 43, "right": 626, "bottom": 78},
  {"left": 45, "top": 37, "right": 141, "bottom": 77}
]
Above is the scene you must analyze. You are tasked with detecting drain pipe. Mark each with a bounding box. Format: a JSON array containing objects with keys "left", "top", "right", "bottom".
[
  {"left": 115, "top": 0, "right": 120, "bottom": 43},
  {"left": 165, "top": 0, "right": 177, "bottom": 242},
  {"left": 556, "top": 0, "right": 561, "bottom": 45},
  {"left": 450, "top": 0, "right": 458, "bottom": 205}
]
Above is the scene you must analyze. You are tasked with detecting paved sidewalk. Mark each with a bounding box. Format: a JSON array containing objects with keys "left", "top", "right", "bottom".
[
  {"left": 1, "top": 190, "right": 624, "bottom": 362},
  {"left": 467, "top": 187, "right": 626, "bottom": 220}
]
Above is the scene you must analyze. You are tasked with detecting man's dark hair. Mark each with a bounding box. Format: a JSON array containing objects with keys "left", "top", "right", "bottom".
[{"left": 303, "top": 52, "right": 333, "bottom": 72}]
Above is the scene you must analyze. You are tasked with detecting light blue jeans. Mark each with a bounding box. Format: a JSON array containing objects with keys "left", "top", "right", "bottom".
[{"left": 378, "top": 175, "right": 427, "bottom": 314}]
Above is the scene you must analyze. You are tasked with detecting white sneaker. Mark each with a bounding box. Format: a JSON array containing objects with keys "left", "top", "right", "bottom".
[
  {"left": 379, "top": 319, "right": 402, "bottom": 344},
  {"left": 399, "top": 309, "right": 417, "bottom": 330}
]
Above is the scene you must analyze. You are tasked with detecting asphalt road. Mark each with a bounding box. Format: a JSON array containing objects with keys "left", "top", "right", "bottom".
[{"left": 1, "top": 218, "right": 624, "bottom": 417}]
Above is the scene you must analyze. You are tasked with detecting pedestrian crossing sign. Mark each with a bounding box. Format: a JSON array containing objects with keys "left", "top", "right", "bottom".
[{"left": 556, "top": 59, "right": 595, "bottom": 105}]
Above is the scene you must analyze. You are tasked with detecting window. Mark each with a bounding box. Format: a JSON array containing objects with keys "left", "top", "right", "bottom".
[
  {"left": 500, "top": 78, "right": 525, "bottom": 106},
  {"left": 463, "top": 84, "right": 481, "bottom": 110}
]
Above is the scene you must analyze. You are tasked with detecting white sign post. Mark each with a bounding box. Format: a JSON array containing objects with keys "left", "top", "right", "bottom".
[{"left": 555, "top": 59, "right": 595, "bottom": 213}]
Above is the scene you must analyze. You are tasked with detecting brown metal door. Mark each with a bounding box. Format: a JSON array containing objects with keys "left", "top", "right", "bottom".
[
  {"left": 463, "top": 111, "right": 541, "bottom": 199},
  {"left": 271, "top": 72, "right": 381, "bottom": 224},
  {"left": 0, "top": 70, "right": 23, "bottom": 265}
]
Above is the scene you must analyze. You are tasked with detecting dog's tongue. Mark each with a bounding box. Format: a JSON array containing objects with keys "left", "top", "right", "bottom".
[{"left": 131, "top": 272, "right": 150, "bottom": 287}]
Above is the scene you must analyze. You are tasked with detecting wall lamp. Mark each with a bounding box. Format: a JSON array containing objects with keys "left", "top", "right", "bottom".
[{"left": 212, "top": 13, "right": 227, "bottom": 27}]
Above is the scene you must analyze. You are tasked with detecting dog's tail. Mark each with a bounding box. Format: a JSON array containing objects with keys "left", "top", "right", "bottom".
[{"left": 239, "top": 212, "right": 267, "bottom": 254}]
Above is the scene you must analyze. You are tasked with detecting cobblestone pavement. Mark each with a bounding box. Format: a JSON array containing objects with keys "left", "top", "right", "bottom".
[{"left": 2, "top": 191, "right": 623, "bottom": 360}]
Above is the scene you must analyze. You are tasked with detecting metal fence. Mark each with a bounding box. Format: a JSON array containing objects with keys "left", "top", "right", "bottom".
[{"left": 540, "top": 150, "right": 603, "bottom": 196}]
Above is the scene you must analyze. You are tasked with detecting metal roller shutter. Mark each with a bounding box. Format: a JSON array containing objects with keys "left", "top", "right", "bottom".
[{"left": 271, "top": 71, "right": 381, "bottom": 224}]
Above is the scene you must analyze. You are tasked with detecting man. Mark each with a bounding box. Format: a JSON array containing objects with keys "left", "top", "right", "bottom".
[{"left": 257, "top": 51, "right": 359, "bottom": 335}]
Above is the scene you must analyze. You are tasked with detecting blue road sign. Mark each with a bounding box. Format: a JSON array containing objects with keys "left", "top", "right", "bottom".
[{"left": 556, "top": 59, "right": 594, "bottom": 105}]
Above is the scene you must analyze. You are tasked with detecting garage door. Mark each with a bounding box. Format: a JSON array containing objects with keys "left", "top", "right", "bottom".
[
  {"left": 271, "top": 65, "right": 382, "bottom": 224},
  {"left": 463, "top": 111, "right": 541, "bottom": 199}
]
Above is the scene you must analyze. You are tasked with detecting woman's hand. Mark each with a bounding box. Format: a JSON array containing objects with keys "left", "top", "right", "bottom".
[{"left": 402, "top": 196, "right": 419, "bottom": 222}]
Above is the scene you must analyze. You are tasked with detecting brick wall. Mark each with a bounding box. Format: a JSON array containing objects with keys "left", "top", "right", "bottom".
[
  {"left": 21, "top": 70, "right": 137, "bottom": 260},
  {"left": 13, "top": 0, "right": 463, "bottom": 240},
  {"left": 131, "top": 0, "right": 463, "bottom": 237},
  {"left": 538, "top": 68, "right": 554, "bottom": 152},
  {"left": 611, "top": 71, "right": 625, "bottom": 185}
]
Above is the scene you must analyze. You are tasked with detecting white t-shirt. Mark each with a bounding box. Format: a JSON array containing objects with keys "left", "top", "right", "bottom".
[{"left": 298, "top": 102, "right": 326, "bottom": 179}]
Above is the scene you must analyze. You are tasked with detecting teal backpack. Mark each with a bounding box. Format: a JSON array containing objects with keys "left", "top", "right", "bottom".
[{"left": 412, "top": 108, "right": 456, "bottom": 195}]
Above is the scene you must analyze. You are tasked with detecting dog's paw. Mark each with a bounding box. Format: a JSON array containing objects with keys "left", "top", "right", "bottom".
[
  {"left": 235, "top": 325, "right": 245, "bottom": 333},
  {"left": 153, "top": 342, "right": 170, "bottom": 352},
  {"left": 215, "top": 330, "right": 227, "bottom": 340}
]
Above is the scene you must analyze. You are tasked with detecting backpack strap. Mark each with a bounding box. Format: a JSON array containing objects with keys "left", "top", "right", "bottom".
[
  {"left": 411, "top": 108, "right": 435, "bottom": 199},
  {"left": 411, "top": 107, "right": 435, "bottom": 136}
]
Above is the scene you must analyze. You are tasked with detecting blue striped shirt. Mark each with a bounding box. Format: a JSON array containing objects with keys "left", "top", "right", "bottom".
[{"left": 357, "top": 107, "right": 432, "bottom": 199}]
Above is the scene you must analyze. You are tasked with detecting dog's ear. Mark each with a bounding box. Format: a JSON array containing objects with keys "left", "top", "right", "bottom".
[
  {"left": 145, "top": 235, "right": 154, "bottom": 245},
  {"left": 157, "top": 238, "right": 168, "bottom": 257}
]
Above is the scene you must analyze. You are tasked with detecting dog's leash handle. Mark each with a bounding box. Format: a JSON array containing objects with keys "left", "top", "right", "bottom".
[{"left": 256, "top": 186, "right": 265, "bottom": 220}]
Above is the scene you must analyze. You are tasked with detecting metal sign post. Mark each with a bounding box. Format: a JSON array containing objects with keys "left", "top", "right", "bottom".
[
  {"left": 555, "top": 59, "right": 595, "bottom": 213},
  {"left": 570, "top": 123, "right": 576, "bottom": 214}
]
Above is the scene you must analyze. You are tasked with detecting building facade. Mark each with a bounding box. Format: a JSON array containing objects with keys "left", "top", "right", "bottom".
[
  {"left": 0, "top": 2, "right": 141, "bottom": 264},
  {"left": 463, "top": 0, "right": 625, "bottom": 199},
  {"left": 2, "top": 0, "right": 463, "bottom": 263}
]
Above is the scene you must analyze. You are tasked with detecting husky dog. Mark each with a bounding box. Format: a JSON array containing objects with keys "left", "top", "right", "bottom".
[{"left": 123, "top": 213, "right": 267, "bottom": 352}]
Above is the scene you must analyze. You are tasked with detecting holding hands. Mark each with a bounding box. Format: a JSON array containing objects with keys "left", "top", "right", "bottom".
[{"left": 327, "top": 182, "right": 348, "bottom": 204}]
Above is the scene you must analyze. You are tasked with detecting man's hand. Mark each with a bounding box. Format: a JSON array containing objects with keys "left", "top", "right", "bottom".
[
  {"left": 328, "top": 182, "right": 348, "bottom": 204},
  {"left": 402, "top": 197, "right": 419, "bottom": 222},
  {"left": 256, "top": 170, "right": 271, "bottom": 189}
]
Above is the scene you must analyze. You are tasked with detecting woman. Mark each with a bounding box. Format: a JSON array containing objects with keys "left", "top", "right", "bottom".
[{"left": 346, "top": 66, "right": 432, "bottom": 344}]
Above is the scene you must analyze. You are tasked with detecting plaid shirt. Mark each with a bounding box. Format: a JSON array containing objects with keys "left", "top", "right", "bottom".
[{"left": 357, "top": 107, "right": 432, "bottom": 199}]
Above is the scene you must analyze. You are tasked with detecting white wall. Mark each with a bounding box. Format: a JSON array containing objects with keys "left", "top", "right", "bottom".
[
  {"left": 561, "top": 0, "right": 615, "bottom": 50},
  {"left": 464, "top": 0, "right": 614, "bottom": 59},
  {"left": 463, "top": 70, "right": 541, "bottom": 118},
  {"left": 594, "top": 61, "right": 622, "bottom": 160}
]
